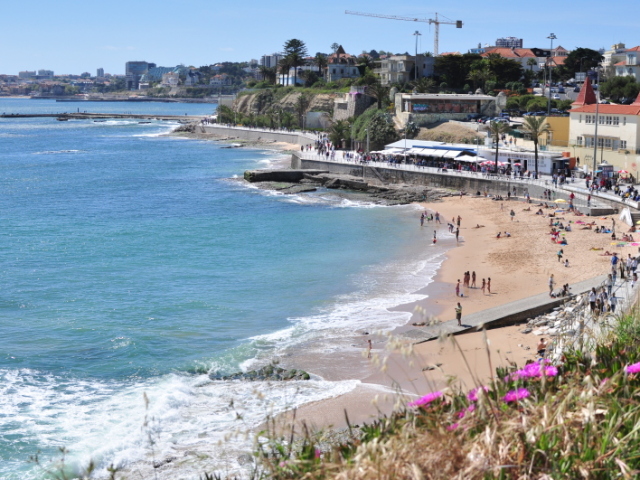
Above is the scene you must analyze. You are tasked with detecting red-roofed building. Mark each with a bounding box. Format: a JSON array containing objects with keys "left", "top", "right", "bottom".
[
  {"left": 569, "top": 79, "right": 640, "bottom": 170},
  {"left": 613, "top": 46, "right": 640, "bottom": 79},
  {"left": 482, "top": 47, "right": 543, "bottom": 72},
  {"left": 325, "top": 45, "right": 360, "bottom": 82}
]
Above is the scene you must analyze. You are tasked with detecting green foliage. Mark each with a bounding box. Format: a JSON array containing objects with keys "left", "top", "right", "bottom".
[
  {"left": 351, "top": 107, "right": 399, "bottom": 150},
  {"left": 559, "top": 47, "right": 603, "bottom": 78},
  {"left": 328, "top": 119, "right": 352, "bottom": 149},
  {"left": 526, "top": 96, "right": 551, "bottom": 112},
  {"left": 434, "top": 53, "right": 482, "bottom": 89},
  {"left": 522, "top": 115, "right": 550, "bottom": 177},
  {"left": 600, "top": 76, "right": 640, "bottom": 103},
  {"left": 365, "top": 81, "right": 390, "bottom": 110},
  {"left": 411, "top": 77, "right": 436, "bottom": 93},
  {"left": 484, "top": 80, "right": 497, "bottom": 94}
]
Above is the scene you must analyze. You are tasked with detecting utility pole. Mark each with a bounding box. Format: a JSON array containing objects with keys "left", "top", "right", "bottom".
[
  {"left": 547, "top": 33, "right": 557, "bottom": 117},
  {"left": 413, "top": 30, "right": 422, "bottom": 81}
]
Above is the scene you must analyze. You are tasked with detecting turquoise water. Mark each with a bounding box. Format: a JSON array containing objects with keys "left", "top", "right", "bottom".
[{"left": 0, "top": 99, "right": 445, "bottom": 478}]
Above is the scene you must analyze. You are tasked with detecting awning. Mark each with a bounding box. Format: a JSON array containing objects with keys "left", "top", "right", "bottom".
[{"left": 456, "top": 155, "right": 479, "bottom": 163}]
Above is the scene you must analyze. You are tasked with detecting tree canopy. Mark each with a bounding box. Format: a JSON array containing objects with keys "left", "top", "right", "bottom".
[
  {"left": 600, "top": 76, "right": 640, "bottom": 103},
  {"left": 559, "top": 48, "right": 603, "bottom": 77}
]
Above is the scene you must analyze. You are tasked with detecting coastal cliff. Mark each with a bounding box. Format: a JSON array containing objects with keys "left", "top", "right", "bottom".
[{"left": 234, "top": 89, "right": 338, "bottom": 117}]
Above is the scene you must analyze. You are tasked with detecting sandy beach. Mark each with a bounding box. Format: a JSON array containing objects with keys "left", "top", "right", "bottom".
[
  {"left": 281, "top": 193, "right": 636, "bottom": 431},
  {"left": 181, "top": 128, "right": 632, "bottom": 431}
]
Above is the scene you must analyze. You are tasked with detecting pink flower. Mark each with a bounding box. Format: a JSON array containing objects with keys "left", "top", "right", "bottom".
[
  {"left": 408, "top": 391, "right": 443, "bottom": 407},
  {"left": 625, "top": 362, "right": 640, "bottom": 374},
  {"left": 512, "top": 361, "right": 558, "bottom": 379},
  {"left": 467, "top": 386, "right": 489, "bottom": 402},
  {"left": 447, "top": 423, "right": 459, "bottom": 431},
  {"left": 503, "top": 388, "right": 530, "bottom": 403},
  {"left": 457, "top": 410, "right": 466, "bottom": 419},
  {"left": 467, "top": 404, "right": 476, "bottom": 413},
  {"left": 315, "top": 449, "right": 321, "bottom": 459}
]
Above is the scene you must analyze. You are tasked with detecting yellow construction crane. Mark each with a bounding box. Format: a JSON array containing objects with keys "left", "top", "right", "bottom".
[{"left": 344, "top": 10, "right": 462, "bottom": 57}]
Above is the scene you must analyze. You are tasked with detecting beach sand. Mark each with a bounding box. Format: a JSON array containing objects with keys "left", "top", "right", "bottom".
[{"left": 283, "top": 193, "right": 635, "bottom": 431}]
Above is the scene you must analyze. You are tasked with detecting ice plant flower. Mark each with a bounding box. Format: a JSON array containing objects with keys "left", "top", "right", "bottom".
[
  {"left": 446, "top": 423, "right": 459, "bottom": 431},
  {"left": 408, "top": 391, "right": 443, "bottom": 407},
  {"left": 625, "top": 362, "right": 640, "bottom": 374},
  {"left": 467, "top": 386, "right": 489, "bottom": 402},
  {"left": 512, "top": 361, "right": 558, "bottom": 379},
  {"left": 503, "top": 388, "right": 530, "bottom": 403}
]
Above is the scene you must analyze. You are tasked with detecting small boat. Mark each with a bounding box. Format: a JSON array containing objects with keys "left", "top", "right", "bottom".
[
  {"left": 138, "top": 121, "right": 152, "bottom": 124},
  {"left": 56, "top": 117, "right": 68, "bottom": 121},
  {"left": 94, "top": 120, "right": 106, "bottom": 123}
]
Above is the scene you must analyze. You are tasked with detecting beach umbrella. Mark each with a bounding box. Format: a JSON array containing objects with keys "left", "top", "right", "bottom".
[
  {"left": 635, "top": 220, "right": 640, "bottom": 225},
  {"left": 555, "top": 199, "right": 567, "bottom": 203},
  {"left": 619, "top": 169, "right": 629, "bottom": 173}
]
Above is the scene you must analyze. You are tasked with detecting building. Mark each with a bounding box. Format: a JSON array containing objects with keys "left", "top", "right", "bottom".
[
  {"left": 325, "top": 46, "right": 360, "bottom": 82},
  {"left": 612, "top": 46, "right": 640, "bottom": 80},
  {"left": 569, "top": 78, "right": 640, "bottom": 173},
  {"left": 161, "top": 72, "right": 180, "bottom": 87},
  {"left": 125, "top": 61, "right": 154, "bottom": 90},
  {"left": 481, "top": 47, "right": 541, "bottom": 72},
  {"left": 18, "top": 71, "right": 36, "bottom": 79},
  {"left": 374, "top": 55, "right": 435, "bottom": 85},
  {"left": 260, "top": 54, "right": 282, "bottom": 69},
  {"left": 496, "top": 37, "right": 523, "bottom": 48},
  {"left": 394, "top": 92, "right": 506, "bottom": 127},
  {"left": 602, "top": 43, "right": 629, "bottom": 77},
  {"left": 333, "top": 86, "right": 375, "bottom": 121},
  {"left": 210, "top": 74, "right": 233, "bottom": 86},
  {"left": 97, "top": 68, "right": 104, "bottom": 77}
]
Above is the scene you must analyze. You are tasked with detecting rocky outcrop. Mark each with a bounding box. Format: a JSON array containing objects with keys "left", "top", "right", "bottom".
[
  {"left": 209, "top": 365, "right": 311, "bottom": 382},
  {"left": 235, "top": 90, "right": 337, "bottom": 117},
  {"left": 244, "top": 169, "right": 329, "bottom": 183}
]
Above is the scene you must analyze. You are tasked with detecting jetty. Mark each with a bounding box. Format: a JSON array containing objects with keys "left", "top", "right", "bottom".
[{"left": 0, "top": 112, "right": 205, "bottom": 122}]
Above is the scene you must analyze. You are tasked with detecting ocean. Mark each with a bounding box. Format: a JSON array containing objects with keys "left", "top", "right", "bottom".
[{"left": 0, "top": 98, "right": 447, "bottom": 479}]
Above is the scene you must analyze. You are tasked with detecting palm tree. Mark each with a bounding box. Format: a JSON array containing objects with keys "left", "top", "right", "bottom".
[
  {"left": 328, "top": 119, "right": 351, "bottom": 149},
  {"left": 411, "top": 77, "right": 436, "bottom": 93},
  {"left": 527, "top": 58, "right": 537, "bottom": 72},
  {"left": 467, "top": 67, "right": 492, "bottom": 91},
  {"left": 365, "top": 81, "right": 390, "bottom": 110},
  {"left": 278, "top": 57, "right": 293, "bottom": 85},
  {"left": 488, "top": 121, "right": 512, "bottom": 173},
  {"left": 314, "top": 53, "right": 328, "bottom": 77},
  {"left": 521, "top": 116, "right": 550, "bottom": 179}
]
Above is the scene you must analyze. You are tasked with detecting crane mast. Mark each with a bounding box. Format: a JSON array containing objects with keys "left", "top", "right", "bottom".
[{"left": 344, "top": 10, "right": 462, "bottom": 57}]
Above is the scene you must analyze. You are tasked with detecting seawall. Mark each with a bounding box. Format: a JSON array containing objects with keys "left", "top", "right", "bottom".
[{"left": 199, "top": 125, "right": 314, "bottom": 146}]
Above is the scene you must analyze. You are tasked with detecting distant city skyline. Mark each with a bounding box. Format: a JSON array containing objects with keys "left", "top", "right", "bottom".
[{"left": 2, "top": 0, "right": 639, "bottom": 75}]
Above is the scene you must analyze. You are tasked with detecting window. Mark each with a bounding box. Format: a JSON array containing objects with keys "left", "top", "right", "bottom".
[
  {"left": 585, "top": 115, "right": 592, "bottom": 124},
  {"left": 605, "top": 138, "right": 612, "bottom": 148},
  {"left": 579, "top": 115, "right": 582, "bottom": 123},
  {"left": 576, "top": 136, "right": 583, "bottom": 146},
  {"left": 597, "top": 138, "right": 604, "bottom": 147},
  {"left": 621, "top": 140, "right": 628, "bottom": 149},
  {"left": 606, "top": 116, "right": 612, "bottom": 125},
  {"left": 599, "top": 116, "right": 605, "bottom": 125},
  {"left": 613, "top": 116, "right": 620, "bottom": 126},
  {"left": 624, "top": 117, "right": 627, "bottom": 126}
]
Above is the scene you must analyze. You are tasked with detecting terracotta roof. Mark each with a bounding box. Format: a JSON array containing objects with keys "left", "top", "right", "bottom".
[
  {"left": 632, "top": 91, "right": 640, "bottom": 105},
  {"left": 439, "top": 51, "right": 461, "bottom": 56},
  {"left": 572, "top": 77, "right": 597, "bottom": 106},
  {"left": 482, "top": 47, "right": 536, "bottom": 58},
  {"left": 615, "top": 61, "right": 627, "bottom": 66},
  {"left": 626, "top": 46, "right": 640, "bottom": 52},
  {"left": 551, "top": 56, "right": 566, "bottom": 66},
  {"left": 570, "top": 104, "right": 640, "bottom": 114}
]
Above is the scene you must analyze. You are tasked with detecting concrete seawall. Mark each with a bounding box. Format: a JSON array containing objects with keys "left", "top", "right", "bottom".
[{"left": 200, "top": 125, "right": 313, "bottom": 146}]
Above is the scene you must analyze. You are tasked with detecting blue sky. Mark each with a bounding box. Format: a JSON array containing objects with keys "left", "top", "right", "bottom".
[{"left": 2, "top": 0, "right": 639, "bottom": 75}]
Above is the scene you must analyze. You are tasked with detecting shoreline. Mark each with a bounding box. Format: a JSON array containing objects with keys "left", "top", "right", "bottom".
[{"left": 170, "top": 127, "right": 628, "bottom": 430}]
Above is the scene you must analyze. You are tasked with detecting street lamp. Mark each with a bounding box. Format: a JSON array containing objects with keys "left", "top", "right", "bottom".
[
  {"left": 593, "top": 67, "right": 601, "bottom": 176},
  {"left": 413, "top": 31, "right": 422, "bottom": 82},
  {"left": 547, "top": 33, "right": 557, "bottom": 117}
]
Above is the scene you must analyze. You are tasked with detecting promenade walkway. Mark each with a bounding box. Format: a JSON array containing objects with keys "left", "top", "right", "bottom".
[{"left": 402, "top": 275, "right": 608, "bottom": 343}]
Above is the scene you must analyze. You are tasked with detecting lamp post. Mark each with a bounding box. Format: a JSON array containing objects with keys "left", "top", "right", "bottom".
[
  {"left": 413, "top": 31, "right": 422, "bottom": 82},
  {"left": 547, "top": 33, "right": 557, "bottom": 117},
  {"left": 593, "top": 67, "right": 601, "bottom": 176}
]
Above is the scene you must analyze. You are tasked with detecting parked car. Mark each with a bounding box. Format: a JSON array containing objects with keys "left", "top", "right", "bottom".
[
  {"left": 552, "top": 94, "right": 561, "bottom": 100},
  {"left": 557, "top": 87, "right": 565, "bottom": 93},
  {"left": 573, "top": 86, "right": 581, "bottom": 92}
]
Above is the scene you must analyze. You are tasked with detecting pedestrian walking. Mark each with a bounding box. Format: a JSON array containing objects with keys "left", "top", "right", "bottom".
[{"left": 481, "top": 278, "right": 486, "bottom": 294}]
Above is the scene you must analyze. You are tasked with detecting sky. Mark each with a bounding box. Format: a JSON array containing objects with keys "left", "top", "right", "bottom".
[{"left": 2, "top": 0, "right": 639, "bottom": 75}]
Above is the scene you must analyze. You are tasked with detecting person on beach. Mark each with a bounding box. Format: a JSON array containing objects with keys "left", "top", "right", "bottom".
[
  {"left": 589, "top": 287, "right": 597, "bottom": 312},
  {"left": 510, "top": 209, "right": 515, "bottom": 221},
  {"left": 471, "top": 271, "right": 476, "bottom": 288},
  {"left": 435, "top": 211, "right": 441, "bottom": 223},
  {"left": 481, "top": 278, "right": 486, "bottom": 294},
  {"left": 455, "top": 227, "right": 459, "bottom": 242},
  {"left": 487, "top": 277, "right": 491, "bottom": 294},
  {"left": 455, "top": 302, "right": 462, "bottom": 326},
  {"left": 456, "top": 280, "right": 461, "bottom": 297},
  {"left": 457, "top": 215, "right": 461, "bottom": 227},
  {"left": 367, "top": 339, "right": 372, "bottom": 359},
  {"left": 537, "top": 338, "right": 547, "bottom": 357},
  {"left": 557, "top": 249, "right": 564, "bottom": 262},
  {"left": 433, "top": 231, "right": 437, "bottom": 244},
  {"left": 420, "top": 212, "right": 425, "bottom": 226},
  {"left": 549, "top": 274, "right": 555, "bottom": 296}
]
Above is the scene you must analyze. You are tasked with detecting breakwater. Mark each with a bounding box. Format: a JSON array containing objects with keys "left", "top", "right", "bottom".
[{"left": 0, "top": 112, "right": 203, "bottom": 121}]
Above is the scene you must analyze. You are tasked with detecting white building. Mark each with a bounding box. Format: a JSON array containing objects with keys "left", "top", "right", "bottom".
[
  {"left": 569, "top": 78, "right": 640, "bottom": 172},
  {"left": 613, "top": 46, "right": 640, "bottom": 80},
  {"left": 374, "top": 55, "right": 435, "bottom": 85},
  {"left": 161, "top": 72, "right": 179, "bottom": 86}
]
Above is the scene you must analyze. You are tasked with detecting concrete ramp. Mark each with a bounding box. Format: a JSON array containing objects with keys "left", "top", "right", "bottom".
[{"left": 403, "top": 275, "right": 607, "bottom": 343}]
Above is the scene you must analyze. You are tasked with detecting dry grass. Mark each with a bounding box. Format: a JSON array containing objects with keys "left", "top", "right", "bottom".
[{"left": 415, "top": 122, "right": 483, "bottom": 144}]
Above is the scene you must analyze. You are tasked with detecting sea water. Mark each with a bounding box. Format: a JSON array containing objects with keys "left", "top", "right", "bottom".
[{"left": 0, "top": 98, "right": 448, "bottom": 479}]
